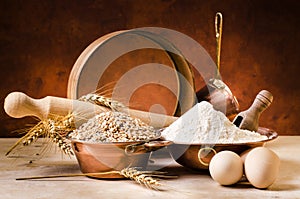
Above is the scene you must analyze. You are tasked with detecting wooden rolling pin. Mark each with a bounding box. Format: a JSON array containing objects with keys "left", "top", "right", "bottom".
[{"left": 4, "top": 92, "right": 177, "bottom": 128}]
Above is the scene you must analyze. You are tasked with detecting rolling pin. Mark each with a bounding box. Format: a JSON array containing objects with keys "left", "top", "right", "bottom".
[
  {"left": 4, "top": 92, "right": 178, "bottom": 128},
  {"left": 233, "top": 90, "right": 273, "bottom": 132}
]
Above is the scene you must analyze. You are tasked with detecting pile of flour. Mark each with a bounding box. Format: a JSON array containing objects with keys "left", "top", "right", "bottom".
[{"left": 161, "top": 101, "right": 268, "bottom": 144}]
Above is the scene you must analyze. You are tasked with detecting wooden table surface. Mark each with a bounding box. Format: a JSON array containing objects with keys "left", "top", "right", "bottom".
[{"left": 0, "top": 137, "right": 299, "bottom": 199}]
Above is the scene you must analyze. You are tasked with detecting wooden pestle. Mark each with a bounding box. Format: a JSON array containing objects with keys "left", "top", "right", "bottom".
[
  {"left": 233, "top": 90, "right": 273, "bottom": 132},
  {"left": 4, "top": 92, "right": 178, "bottom": 128}
]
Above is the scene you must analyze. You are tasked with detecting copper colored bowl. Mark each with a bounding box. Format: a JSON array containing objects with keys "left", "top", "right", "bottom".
[
  {"left": 71, "top": 140, "right": 171, "bottom": 178},
  {"left": 167, "top": 127, "right": 278, "bottom": 170}
]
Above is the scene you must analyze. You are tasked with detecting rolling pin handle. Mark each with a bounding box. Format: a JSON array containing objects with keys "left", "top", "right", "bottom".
[
  {"left": 4, "top": 92, "right": 46, "bottom": 120},
  {"left": 4, "top": 92, "right": 108, "bottom": 122}
]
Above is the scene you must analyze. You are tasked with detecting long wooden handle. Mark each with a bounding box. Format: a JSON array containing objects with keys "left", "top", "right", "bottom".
[
  {"left": 4, "top": 92, "right": 108, "bottom": 120},
  {"left": 4, "top": 92, "right": 177, "bottom": 128},
  {"left": 215, "top": 12, "right": 223, "bottom": 77}
]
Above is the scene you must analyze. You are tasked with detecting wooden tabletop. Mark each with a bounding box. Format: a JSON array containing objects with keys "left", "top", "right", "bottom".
[{"left": 0, "top": 137, "right": 299, "bottom": 199}]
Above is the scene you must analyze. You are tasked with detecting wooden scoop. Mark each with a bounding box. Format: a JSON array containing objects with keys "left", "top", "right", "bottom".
[
  {"left": 233, "top": 90, "right": 273, "bottom": 132},
  {"left": 4, "top": 92, "right": 177, "bottom": 128}
]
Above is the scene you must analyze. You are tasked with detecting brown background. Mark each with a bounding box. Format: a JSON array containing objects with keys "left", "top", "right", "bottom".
[{"left": 0, "top": 0, "right": 299, "bottom": 137}]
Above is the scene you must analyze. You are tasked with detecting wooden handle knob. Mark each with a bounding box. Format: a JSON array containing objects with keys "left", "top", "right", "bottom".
[
  {"left": 4, "top": 92, "right": 107, "bottom": 120},
  {"left": 255, "top": 90, "right": 273, "bottom": 110},
  {"left": 4, "top": 92, "right": 45, "bottom": 119}
]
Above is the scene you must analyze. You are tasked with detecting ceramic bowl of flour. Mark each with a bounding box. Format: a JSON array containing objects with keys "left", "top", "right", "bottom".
[{"left": 167, "top": 127, "right": 278, "bottom": 170}]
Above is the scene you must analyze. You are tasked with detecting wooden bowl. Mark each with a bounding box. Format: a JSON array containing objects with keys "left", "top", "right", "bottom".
[{"left": 167, "top": 127, "right": 278, "bottom": 170}]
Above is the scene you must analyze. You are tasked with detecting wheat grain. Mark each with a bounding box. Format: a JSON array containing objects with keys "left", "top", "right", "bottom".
[{"left": 68, "top": 111, "right": 159, "bottom": 142}]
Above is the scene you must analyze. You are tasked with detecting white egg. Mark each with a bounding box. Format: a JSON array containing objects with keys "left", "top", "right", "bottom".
[
  {"left": 209, "top": 151, "right": 243, "bottom": 185},
  {"left": 244, "top": 147, "right": 280, "bottom": 189}
]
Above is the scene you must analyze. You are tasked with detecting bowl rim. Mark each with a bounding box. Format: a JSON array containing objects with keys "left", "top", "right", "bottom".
[
  {"left": 68, "top": 136, "right": 164, "bottom": 145},
  {"left": 70, "top": 139, "right": 150, "bottom": 145}
]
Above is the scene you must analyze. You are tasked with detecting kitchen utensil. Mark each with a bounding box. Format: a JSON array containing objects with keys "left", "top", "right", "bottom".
[
  {"left": 4, "top": 92, "right": 177, "bottom": 128},
  {"left": 196, "top": 12, "right": 239, "bottom": 118},
  {"left": 233, "top": 90, "right": 273, "bottom": 131}
]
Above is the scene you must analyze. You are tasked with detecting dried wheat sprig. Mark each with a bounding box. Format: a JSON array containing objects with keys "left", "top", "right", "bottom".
[
  {"left": 50, "top": 113, "right": 76, "bottom": 137},
  {"left": 5, "top": 121, "right": 46, "bottom": 156},
  {"left": 21, "top": 114, "right": 75, "bottom": 146},
  {"left": 120, "top": 168, "right": 162, "bottom": 189},
  {"left": 21, "top": 124, "right": 40, "bottom": 145},
  {"left": 16, "top": 167, "right": 176, "bottom": 190},
  {"left": 46, "top": 119, "right": 74, "bottom": 156},
  {"left": 6, "top": 114, "right": 76, "bottom": 156},
  {"left": 79, "top": 93, "right": 125, "bottom": 111}
]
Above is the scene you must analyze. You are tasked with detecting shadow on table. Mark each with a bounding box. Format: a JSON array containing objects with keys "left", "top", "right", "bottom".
[{"left": 268, "top": 158, "right": 300, "bottom": 191}]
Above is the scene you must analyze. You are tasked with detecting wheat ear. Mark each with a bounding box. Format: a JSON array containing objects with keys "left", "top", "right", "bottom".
[
  {"left": 46, "top": 119, "right": 74, "bottom": 156},
  {"left": 79, "top": 93, "right": 125, "bottom": 111},
  {"left": 120, "top": 168, "right": 162, "bottom": 189},
  {"left": 5, "top": 121, "right": 47, "bottom": 156},
  {"left": 6, "top": 114, "right": 75, "bottom": 156}
]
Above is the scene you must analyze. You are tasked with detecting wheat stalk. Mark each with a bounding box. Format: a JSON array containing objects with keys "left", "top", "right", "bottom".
[
  {"left": 6, "top": 114, "right": 75, "bottom": 156},
  {"left": 16, "top": 167, "right": 176, "bottom": 190},
  {"left": 119, "top": 168, "right": 163, "bottom": 189}
]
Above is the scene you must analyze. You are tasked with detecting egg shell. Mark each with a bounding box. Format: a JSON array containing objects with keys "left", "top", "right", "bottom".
[
  {"left": 209, "top": 150, "right": 243, "bottom": 185},
  {"left": 240, "top": 148, "right": 252, "bottom": 164},
  {"left": 244, "top": 147, "right": 280, "bottom": 189}
]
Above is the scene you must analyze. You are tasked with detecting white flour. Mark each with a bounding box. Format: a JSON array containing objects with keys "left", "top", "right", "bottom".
[{"left": 161, "top": 101, "right": 268, "bottom": 144}]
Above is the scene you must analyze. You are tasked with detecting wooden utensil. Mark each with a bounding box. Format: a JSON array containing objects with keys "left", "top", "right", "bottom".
[
  {"left": 4, "top": 92, "right": 177, "bottom": 128},
  {"left": 233, "top": 90, "right": 273, "bottom": 131},
  {"left": 196, "top": 12, "right": 239, "bottom": 117}
]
